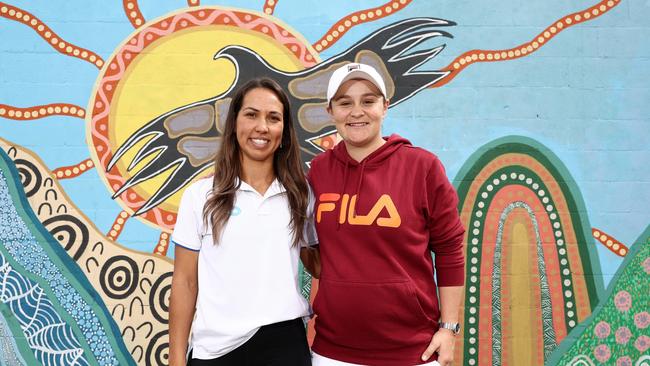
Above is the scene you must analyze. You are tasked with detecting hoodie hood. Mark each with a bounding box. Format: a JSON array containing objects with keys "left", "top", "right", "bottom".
[{"left": 332, "top": 134, "right": 412, "bottom": 167}]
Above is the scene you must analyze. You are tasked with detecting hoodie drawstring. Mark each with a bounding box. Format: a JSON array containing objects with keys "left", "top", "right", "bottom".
[
  {"left": 337, "top": 159, "right": 350, "bottom": 231},
  {"left": 355, "top": 161, "right": 366, "bottom": 203},
  {"left": 337, "top": 160, "right": 367, "bottom": 231}
]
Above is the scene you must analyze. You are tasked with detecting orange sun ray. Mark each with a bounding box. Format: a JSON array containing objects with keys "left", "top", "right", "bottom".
[
  {"left": 263, "top": 0, "right": 278, "bottom": 15},
  {"left": 122, "top": 0, "right": 146, "bottom": 28},
  {"left": 0, "top": 103, "right": 86, "bottom": 120},
  {"left": 592, "top": 228, "right": 629, "bottom": 257},
  {"left": 154, "top": 232, "right": 171, "bottom": 256},
  {"left": 0, "top": 2, "right": 105, "bottom": 69},
  {"left": 432, "top": 0, "right": 622, "bottom": 88},
  {"left": 53, "top": 159, "right": 95, "bottom": 180},
  {"left": 312, "top": 0, "right": 413, "bottom": 52},
  {"left": 107, "top": 210, "right": 130, "bottom": 241},
  {"left": 188, "top": 0, "right": 200, "bottom": 7}
]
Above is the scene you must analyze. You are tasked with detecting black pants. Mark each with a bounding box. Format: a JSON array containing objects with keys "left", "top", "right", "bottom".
[{"left": 188, "top": 318, "right": 312, "bottom": 366}]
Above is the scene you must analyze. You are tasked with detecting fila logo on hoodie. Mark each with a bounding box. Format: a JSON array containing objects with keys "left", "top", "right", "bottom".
[{"left": 316, "top": 193, "right": 401, "bottom": 228}]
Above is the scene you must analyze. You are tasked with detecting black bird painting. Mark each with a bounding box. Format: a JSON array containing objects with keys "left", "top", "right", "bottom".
[{"left": 107, "top": 17, "right": 455, "bottom": 215}]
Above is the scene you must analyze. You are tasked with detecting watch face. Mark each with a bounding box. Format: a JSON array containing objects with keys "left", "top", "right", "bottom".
[{"left": 454, "top": 323, "right": 461, "bottom": 333}]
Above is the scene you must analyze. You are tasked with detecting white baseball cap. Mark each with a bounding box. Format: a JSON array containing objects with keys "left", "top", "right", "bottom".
[{"left": 326, "top": 63, "right": 387, "bottom": 104}]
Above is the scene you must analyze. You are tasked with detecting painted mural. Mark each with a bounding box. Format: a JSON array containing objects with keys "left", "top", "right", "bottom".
[{"left": 0, "top": 0, "right": 648, "bottom": 365}]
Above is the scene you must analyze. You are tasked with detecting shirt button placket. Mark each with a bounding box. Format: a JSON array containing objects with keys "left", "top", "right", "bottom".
[{"left": 257, "top": 197, "right": 271, "bottom": 216}]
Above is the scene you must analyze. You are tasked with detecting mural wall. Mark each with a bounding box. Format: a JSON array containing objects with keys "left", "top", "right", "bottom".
[{"left": 0, "top": 0, "right": 648, "bottom": 365}]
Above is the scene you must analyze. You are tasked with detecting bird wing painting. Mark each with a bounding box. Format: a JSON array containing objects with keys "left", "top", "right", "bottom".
[{"left": 107, "top": 17, "right": 453, "bottom": 215}]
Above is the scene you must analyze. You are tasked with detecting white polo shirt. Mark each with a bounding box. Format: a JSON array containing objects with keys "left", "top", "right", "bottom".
[{"left": 171, "top": 177, "right": 317, "bottom": 360}]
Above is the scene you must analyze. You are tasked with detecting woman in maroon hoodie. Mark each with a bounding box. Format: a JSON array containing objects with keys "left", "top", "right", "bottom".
[{"left": 304, "top": 63, "right": 465, "bottom": 366}]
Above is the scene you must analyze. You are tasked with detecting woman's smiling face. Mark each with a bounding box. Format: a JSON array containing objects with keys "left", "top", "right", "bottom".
[
  {"left": 328, "top": 78, "right": 388, "bottom": 149},
  {"left": 236, "top": 87, "right": 285, "bottom": 165}
]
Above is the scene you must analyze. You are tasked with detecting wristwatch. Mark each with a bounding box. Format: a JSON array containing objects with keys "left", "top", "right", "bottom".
[{"left": 439, "top": 322, "right": 461, "bottom": 335}]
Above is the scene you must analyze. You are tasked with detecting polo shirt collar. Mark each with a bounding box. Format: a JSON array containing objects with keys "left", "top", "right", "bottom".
[{"left": 236, "top": 178, "right": 286, "bottom": 198}]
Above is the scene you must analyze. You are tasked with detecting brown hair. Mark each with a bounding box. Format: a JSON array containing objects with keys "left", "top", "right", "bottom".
[{"left": 202, "top": 78, "right": 308, "bottom": 246}]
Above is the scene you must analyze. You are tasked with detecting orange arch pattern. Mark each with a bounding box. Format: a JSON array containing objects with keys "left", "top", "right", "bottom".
[{"left": 454, "top": 141, "right": 602, "bottom": 366}]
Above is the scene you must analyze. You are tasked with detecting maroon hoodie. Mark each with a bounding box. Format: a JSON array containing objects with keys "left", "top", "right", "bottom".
[{"left": 307, "top": 134, "right": 465, "bottom": 365}]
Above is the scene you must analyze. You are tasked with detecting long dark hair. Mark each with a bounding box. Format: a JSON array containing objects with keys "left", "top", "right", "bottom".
[{"left": 202, "top": 78, "right": 308, "bottom": 246}]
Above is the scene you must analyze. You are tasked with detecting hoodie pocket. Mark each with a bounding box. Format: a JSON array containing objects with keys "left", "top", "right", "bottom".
[{"left": 314, "top": 278, "right": 434, "bottom": 351}]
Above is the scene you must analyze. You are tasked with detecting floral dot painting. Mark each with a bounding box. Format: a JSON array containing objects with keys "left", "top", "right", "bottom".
[
  {"left": 594, "top": 321, "right": 611, "bottom": 339},
  {"left": 634, "top": 312, "right": 649, "bottom": 329},
  {"left": 635, "top": 335, "right": 650, "bottom": 353},
  {"left": 552, "top": 239, "right": 650, "bottom": 365},
  {"left": 616, "top": 326, "right": 632, "bottom": 345},
  {"left": 615, "top": 290, "right": 632, "bottom": 312},
  {"left": 616, "top": 356, "right": 632, "bottom": 366},
  {"left": 593, "top": 344, "right": 611, "bottom": 363}
]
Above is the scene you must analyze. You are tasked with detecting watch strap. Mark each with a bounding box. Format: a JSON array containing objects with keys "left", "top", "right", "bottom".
[{"left": 439, "top": 321, "right": 460, "bottom": 335}]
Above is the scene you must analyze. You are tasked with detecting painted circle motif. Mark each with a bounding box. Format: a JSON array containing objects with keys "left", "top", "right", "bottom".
[
  {"left": 145, "top": 330, "right": 169, "bottom": 366},
  {"left": 99, "top": 255, "right": 140, "bottom": 299},
  {"left": 42, "top": 214, "right": 90, "bottom": 260},
  {"left": 87, "top": 7, "right": 319, "bottom": 231},
  {"left": 14, "top": 158, "right": 42, "bottom": 197},
  {"left": 149, "top": 271, "right": 173, "bottom": 324}
]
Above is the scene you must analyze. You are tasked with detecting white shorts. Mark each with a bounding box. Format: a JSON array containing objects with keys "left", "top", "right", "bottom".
[{"left": 312, "top": 352, "right": 441, "bottom": 366}]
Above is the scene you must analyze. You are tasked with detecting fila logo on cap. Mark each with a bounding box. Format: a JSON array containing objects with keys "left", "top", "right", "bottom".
[{"left": 347, "top": 64, "right": 361, "bottom": 72}]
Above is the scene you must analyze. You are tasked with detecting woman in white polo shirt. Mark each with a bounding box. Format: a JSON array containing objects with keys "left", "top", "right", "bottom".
[{"left": 168, "top": 78, "right": 315, "bottom": 366}]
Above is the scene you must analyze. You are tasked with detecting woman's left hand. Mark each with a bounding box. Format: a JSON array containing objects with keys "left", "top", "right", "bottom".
[{"left": 421, "top": 329, "right": 455, "bottom": 366}]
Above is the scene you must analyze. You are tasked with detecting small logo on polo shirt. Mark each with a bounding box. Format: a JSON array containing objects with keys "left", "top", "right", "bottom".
[{"left": 231, "top": 206, "right": 241, "bottom": 216}]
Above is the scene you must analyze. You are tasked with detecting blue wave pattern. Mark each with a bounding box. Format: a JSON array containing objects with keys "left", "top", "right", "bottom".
[
  {"left": 0, "top": 255, "right": 88, "bottom": 365},
  {"left": 0, "top": 171, "right": 118, "bottom": 365}
]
